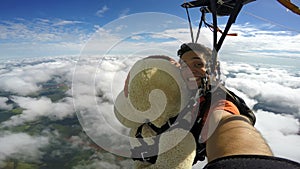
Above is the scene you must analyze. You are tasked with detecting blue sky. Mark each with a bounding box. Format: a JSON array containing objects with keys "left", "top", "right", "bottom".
[{"left": 0, "top": 0, "right": 299, "bottom": 59}]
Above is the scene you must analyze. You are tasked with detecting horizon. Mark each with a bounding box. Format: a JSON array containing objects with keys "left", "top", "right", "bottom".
[{"left": 0, "top": 0, "right": 299, "bottom": 59}]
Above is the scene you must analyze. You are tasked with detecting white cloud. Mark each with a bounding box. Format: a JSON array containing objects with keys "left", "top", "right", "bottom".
[
  {"left": 218, "top": 60, "right": 300, "bottom": 163},
  {"left": 52, "top": 20, "right": 83, "bottom": 26},
  {"left": 0, "top": 58, "right": 76, "bottom": 126},
  {"left": 0, "top": 47, "right": 298, "bottom": 167},
  {"left": 130, "top": 35, "right": 143, "bottom": 40},
  {"left": 0, "top": 19, "right": 86, "bottom": 42},
  {"left": 0, "top": 76, "right": 41, "bottom": 95},
  {"left": 79, "top": 23, "right": 300, "bottom": 67},
  {"left": 221, "top": 24, "right": 300, "bottom": 60},
  {"left": 96, "top": 5, "right": 109, "bottom": 17},
  {"left": 223, "top": 62, "right": 300, "bottom": 117},
  {"left": 255, "top": 110, "right": 300, "bottom": 162},
  {"left": 2, "top": 96, "right": 74, "bottom": 126},
  {"left": 72, "top": 56, "right": 137, "bottom": 157},
  {"left": 0, "top": 97, "right": 12, "bottom": 110},
  {"left": 0, "top": 18, "right": 88, "bottom": 58},
  {"left": 0, "top": 57, "right": 74, "bottom": 95},
  {"left": 0, "top": 132, "right": 49, "bottom": 167}
]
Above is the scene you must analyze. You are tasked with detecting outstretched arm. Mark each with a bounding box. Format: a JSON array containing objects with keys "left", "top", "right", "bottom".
[{"left": 205, "top": 111, "right": 273, "bottom": 162}]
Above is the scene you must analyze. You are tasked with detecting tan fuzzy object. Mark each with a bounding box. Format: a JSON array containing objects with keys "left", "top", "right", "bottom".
[{"left": 114, "top": 56, "right": 196, "bottom": 169}]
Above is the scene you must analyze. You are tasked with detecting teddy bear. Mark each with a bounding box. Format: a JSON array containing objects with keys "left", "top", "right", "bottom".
[{"left": 114, "top": 55, "right": 198, "bottom": 169}]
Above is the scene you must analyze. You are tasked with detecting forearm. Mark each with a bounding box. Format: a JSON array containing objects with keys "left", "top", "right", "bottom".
[{"left": 206, "top": 111, "right": 273, "bottom": 162}]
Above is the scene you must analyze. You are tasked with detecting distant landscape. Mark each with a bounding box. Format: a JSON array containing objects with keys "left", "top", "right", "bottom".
[
  {"left": 0, "top": 68, "right": 132, "bottom": 169},
  {"left": 0, "top": 55, "right": 299, "bottom": 169}
]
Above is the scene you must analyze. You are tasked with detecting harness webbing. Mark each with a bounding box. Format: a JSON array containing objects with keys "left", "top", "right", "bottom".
[
  {"left": 131, "top": 85, "right": 256, "bottom": 165},
  {"left": 146, "top": 116, "right": 177, "bottom": 135},
  {"left": 131, "top": 90, "right": 202, "bottom": 164},
  {"left": 131, "top": 123, "right": 159, "bottom": 164}
]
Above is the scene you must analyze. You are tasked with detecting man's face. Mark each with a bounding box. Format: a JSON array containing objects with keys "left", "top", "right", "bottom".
[{"left": 179, "top": 51, "right": 207, "bottom": 90}]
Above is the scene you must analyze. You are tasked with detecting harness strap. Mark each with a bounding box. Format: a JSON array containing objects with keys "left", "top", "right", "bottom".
[
  {"left": 204, "top": 21, "right": 238, "bottom": 36},
  {"left": 131, "top": 124, "right": 159, "bottom": 163},
  {"left": 131, "top": 90, "right": 202, "bottom": 164},
  {"left": 131, "top": 85, "right": 256, "bottom": 165},
  {"left": 146, "top": 116, "right": 178, "bottom": 135},
  {"left": 204, "top": 155, "right": 300, "bottom": 169},
  {"left": 217, "top": 115, "right": 252, "bottom": 128}
]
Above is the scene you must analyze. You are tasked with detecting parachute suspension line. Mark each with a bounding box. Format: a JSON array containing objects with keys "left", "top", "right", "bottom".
[
  {"left": 208, "top": 0, "right": 219, "bottom": 82},
  {"left": 181, "top": 0, "right": 252, "bottom": 81},
  {"left": 243, "top": 10, "right": 300, "bottom": 33},
  {"left": 195, "top": 9, "right": 206, "bottom": 43},
  {"left": 185, "top": 6, "right": 195, "bottom": 43}
]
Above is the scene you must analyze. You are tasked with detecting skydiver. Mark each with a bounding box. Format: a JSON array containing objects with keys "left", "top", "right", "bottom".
[{"left": 177, "top": 42, "right": 300, "bottom": 169}]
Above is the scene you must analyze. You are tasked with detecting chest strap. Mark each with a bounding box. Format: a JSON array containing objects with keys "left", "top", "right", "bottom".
[{"left": 131, "top": 93, "right": 201, "bottom": 164}]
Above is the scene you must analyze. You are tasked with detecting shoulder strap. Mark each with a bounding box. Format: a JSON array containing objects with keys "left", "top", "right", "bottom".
[{"left": 190, "top": 94, "right": 212, "bottom": 163}]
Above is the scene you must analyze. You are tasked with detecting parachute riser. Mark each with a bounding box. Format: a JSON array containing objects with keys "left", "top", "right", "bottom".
[
  {"left": 210, "top": 0, "right": 244, "bottom": 82},
  {"left": 214, "top": 0, "right": 244, "bottom": 52}
]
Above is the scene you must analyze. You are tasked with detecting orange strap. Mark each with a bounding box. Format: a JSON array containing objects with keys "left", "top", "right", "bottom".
[
  {"left": 211, "top": 100, "right": 240, "bottom": 115},
  {"left": 200, "top": 100, "right": 240, "bottom": 141},
  {"left": 206, "top": 22, "right": 238, "bottom": 36},
  {"left": 202, "top": 100, "right": 240, "bottom": 126}
]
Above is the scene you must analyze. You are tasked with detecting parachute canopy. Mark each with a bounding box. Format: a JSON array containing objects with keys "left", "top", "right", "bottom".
[{"left": 181, "top": 0, "right": 255, "bottom": 16}]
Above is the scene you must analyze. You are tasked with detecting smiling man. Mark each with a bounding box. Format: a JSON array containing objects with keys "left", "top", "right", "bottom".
[
  {"left": 177, "top": 42, "right": 300, "bottom": 169},
  {"left": 178, "top": 43, "right": 211, "bottom": 91}
]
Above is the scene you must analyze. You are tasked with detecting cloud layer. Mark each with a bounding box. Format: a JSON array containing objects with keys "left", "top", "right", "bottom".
[
  {"left": 0, "top": 132, "right": 49, "bottom": 167},
  {"left": 0, "top": 16, "right": 299, "bottom": 167},
  {"left": 0, "top": 51, "right": 299, "bottom": 168}
]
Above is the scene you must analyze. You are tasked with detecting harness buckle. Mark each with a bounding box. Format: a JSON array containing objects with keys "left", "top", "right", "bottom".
[
  {"left": 192, "top": 89, "right": 201, "bottom": 106},
  {"left": 141, "top": 151, "right": 148, "bottom": 161}
]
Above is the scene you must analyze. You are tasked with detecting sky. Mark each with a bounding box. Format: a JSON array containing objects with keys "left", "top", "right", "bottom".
[
  {"left": 0, "top": 0, "right": 300, "bottom": 59},
  {"left": 0, "top": 0, "right": 300, "bottom": 168}
]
